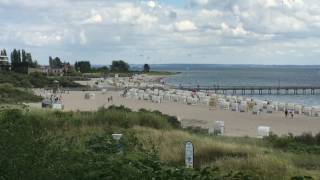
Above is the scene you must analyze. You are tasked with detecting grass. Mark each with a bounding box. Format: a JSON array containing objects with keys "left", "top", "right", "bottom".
[
  {"left": 0, "top": 84, "right": 42, "bottom": 104},
  {"left": 132, "top": 127, "right": 320, "bottom": 179},
  {"left": 0, "top": 106, "right": 319, "bottom": 179},
  {"left": 0, "top": 72, "right": 84, "bottom": 88}
]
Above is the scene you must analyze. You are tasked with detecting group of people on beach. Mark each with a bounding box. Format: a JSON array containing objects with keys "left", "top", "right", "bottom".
[
  {"left": 107, "top": 96, "right": 113, "bottom": 103},
  {"left": 284, "top": 109, "right": 294, "bottom": 119},
  {"left": 50, "top": 94, "right": 63, "bottom": 103}
]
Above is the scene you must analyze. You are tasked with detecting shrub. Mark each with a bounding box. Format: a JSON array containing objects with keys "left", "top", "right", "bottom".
[
  {"left": 0, "top": 83, "right": 42, "bottom": 103},
  {"left": 264, "top": 133, "right": 320, "bottom": 154}
]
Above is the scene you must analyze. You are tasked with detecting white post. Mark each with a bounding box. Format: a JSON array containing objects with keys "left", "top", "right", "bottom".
[
  {"left": 112, "top": 134, "right": 123, "bottom": 152},
  {"left": 185, "top": 141, "right": 194, "bottom": 168}
]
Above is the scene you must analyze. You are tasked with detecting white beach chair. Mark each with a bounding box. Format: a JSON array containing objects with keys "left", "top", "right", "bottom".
[
  {"left": 294, "top": 105, "right": 303, "bottom": 114},
  {"left": 52, "top": 102, "right": 64, "bottom": 110},
  {"left": 212, "top": 121, "right": 225, "bottom": 135},
  {"left": 223, "top": 102, "right": 230, "bottom": 110},
  {"left": 143, "top": 93, "right": 150, "bottom": 100},
  {"left": 231, "top": 103, "right": 239, "bottom": 111},
  {"left": 312, "top": 107, "right": 320, "bottom": 117},
  {"left": 267, "top": 105, "right": 274, "bottom": 113},
  {"left": 262, "top": 101, "right": 268, "bottom": 109},
  {"left": 303, "top": 107, "right": 312, "bottom": 116},
  {"left": 278, "top": 103, "right": 286, "bottom": 111},
  {"left": 252, "top": 105, "right": 260, "bottom": 115},
  {"left": 239, "top": 103, "right": 247, "bottom": 112},
  {"left": 257, "top": 126, "right": 270, "bottom": 138},
  {"left": 272, "top": 102, "right": 279, "bottom": 111},
  {"left": 287, "top": 103, "right": 295, "bottom": 111}
]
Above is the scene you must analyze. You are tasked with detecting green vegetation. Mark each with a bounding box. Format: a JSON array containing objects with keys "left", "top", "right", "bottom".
[
  {"left": 11, "top": 49, "right": 38, "bottom": 73},
  {"left": 110, "top": 60, "right": 130, "bottom": 72},
  {"left": 143, "top": 63, "right": 150, "bottom": 72},
  {"left": 75, "top": 61, "right": 91, "bottom": 73},
  {"left": 264, "top": 133, "right": 320, "bottom": 154},
  {"left": 0, "top": 84, "right": 42, "bottom": 103},
  {"left": 0, "top": 49, "right": 7, "bottom": 56},
  {"left": 0, "top": 105, "right": 319, "bottom": 179},
  {"left": 49, "top": 56, "right": 63, "bottom": 68},
  {"left": 0, "top": 72, "right": 84, "bottom": 88}
]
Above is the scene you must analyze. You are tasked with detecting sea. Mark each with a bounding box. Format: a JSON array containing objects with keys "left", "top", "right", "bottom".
[{"left": 147, "top": 64, "right": 320, "bottom": 107}]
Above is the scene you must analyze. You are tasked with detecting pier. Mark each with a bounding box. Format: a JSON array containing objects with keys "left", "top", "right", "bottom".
[{"left": 177, "top": 85, "right": 320, "bottom": 95}]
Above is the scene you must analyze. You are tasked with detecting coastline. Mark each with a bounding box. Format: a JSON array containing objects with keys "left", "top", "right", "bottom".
[{"left": 30, "top": 87, "right": 320, "bottom": 137}]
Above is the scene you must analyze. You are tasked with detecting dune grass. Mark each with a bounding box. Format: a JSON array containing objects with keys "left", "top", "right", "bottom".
[
  {"left": 0, "top": 72, "right": 84, "bottom": 88},
  {"left": 0, "top": 83, "right": 42, "bottom": 104},
  {"left": 131, "top": 126, "right": 320, "bottom": 179},
  {"left": 0, "top": 106, "right": 319, "bottom": 179}
]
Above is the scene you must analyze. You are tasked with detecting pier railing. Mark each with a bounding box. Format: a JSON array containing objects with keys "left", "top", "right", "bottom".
[{"left": 176, "top": 85, "right": 320, "bottom": 95}]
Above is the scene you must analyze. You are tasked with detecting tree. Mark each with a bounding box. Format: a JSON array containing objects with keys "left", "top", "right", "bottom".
[
  {"left": 21, "top": 50, "right": 27, "bottom": 65},
  {"left": 10, "top": 49, "right": 37, "bottom": 73},
  {"left": 143, "top": 64, "right": 150, "bottom": 73},
  {"left": 11, "top": 49, "right": 22, "bottom": 72},
  {"left": 110, "top": 60, "right": 130, "bottom": 72},
  {"left": 0, "top": 49, "right": 7, "bottom": 56},
  {"left": 49, "top": 56, "right": 63, "bottom": 68},
  {"left": 75, "top": 61, "right": 91, "bottom": 73}
]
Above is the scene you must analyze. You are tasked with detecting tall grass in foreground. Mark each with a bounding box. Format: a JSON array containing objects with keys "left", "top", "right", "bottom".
[
  {"left": 0, "top": 106, "right": 319, "bottom": 179},
  {"left": 132, "top": 127, "right": 320, "bottom": 179}
]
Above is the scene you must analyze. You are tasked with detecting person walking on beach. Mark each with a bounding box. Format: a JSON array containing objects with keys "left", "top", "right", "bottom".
[
  {"left": 284, "top": 109, "right": 288, "bottom": 118},
  {"left": 290, "top": 110, "right": 294, "bottom": 119}
]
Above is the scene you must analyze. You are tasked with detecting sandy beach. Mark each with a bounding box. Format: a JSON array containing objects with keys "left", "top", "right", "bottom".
[{"left": 30, "top": 89, "right": 320, "bottom": 137}]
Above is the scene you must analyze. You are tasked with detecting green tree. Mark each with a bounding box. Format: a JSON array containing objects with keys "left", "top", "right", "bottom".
[
  {"left": 10, "top": 49, "right": 22, "bottom": 72},
  {"left": 21, "top": 50, "right": 27, "bottom": 65},
  {"left": 10, "top": 49, "right": 37, "bottom": 73},
  {"left": 75, "top": 61, "right": 91, "bottom": 73},
  {"left": 0, "top": 49, "right": 7, "bottom": 56},
  {"left": 49, "top": 56, "right": 63, "bottom": 68},
  {"left": 110, "top": 60, "right": 130, "bottom": 72},
  {"left": 143, "top": 64, "right": 150, "bottom": 72}
]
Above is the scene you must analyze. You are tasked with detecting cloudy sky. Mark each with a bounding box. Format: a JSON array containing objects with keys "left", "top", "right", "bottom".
[{"left": 1, "top": 0, "right": 320, "bottom": 65}]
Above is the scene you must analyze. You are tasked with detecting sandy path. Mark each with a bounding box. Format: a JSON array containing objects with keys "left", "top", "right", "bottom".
[{"left": 31, "top": 90, "right": 320, "bottom": 137}]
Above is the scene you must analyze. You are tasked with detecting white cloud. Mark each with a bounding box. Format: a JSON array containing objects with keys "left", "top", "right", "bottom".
[
  {"left": 147, "top": 1, "right": 156, "bottom": 8},
  {"left": 1, "top": 0, "right": 320, "bottom": 64},
  {"left": 175, "top": 20, "right": 197, "bottom": 32},
  {"left": 84, "top": 14, "right": 103, "bottom": 24},
  {"left": 79, "top": 30, "right": 87, "bottom": 45}
]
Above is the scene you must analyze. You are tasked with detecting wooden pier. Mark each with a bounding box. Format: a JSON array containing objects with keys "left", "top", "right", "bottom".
[{"left": 177, "top": 85, "right": 320, "bottom": 95}]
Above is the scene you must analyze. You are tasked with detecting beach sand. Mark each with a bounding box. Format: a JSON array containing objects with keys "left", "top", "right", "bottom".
[{"left": 30, "top": 89, "right": 320, "bottom": 137}]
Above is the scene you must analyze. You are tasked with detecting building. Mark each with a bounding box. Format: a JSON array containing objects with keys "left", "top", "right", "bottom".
[
  {"left": 28, "top": 66, "right": 63, "bottom": 76},
  {"left": 0, "top": 55, "right": 11, "bottom": 71},
  {"left": 28, "top": 62, "right": 75, "bottom": 76}
]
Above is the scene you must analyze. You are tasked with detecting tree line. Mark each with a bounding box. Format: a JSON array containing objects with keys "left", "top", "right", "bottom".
[
  {"left": 0, "top": 48, "right": 38, "bottom": 73},
  {"left": 75, "top": 60, "right": 151, "bottom": 73},
  {"left": 1, "top": 48, "right": 151, "bottom": 74}
]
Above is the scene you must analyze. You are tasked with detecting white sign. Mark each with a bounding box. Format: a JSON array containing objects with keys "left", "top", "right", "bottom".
[
  {"left": 112, "top": 134, "right": 123, "bottom": 141},
  {"left": 185, "top": 141, "right": 194, "bottom": 168}
]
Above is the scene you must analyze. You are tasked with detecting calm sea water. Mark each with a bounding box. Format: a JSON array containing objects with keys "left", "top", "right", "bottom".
[{"left": 151, "top": 64, "right": 320, "bottom": 106}]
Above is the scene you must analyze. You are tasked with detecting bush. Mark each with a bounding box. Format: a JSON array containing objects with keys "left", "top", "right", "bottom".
[
  {"left": 0, "top": 83, "right": 42, "bottom": 103},
  {"left": 264, "top": 132, "right": 320, "bottom": 154},
  {"left": 0, "top": 72, "right": 84, "bottom": 88},
  {"left": 0, "top": 108, "right": 259, "bottom": 179}
]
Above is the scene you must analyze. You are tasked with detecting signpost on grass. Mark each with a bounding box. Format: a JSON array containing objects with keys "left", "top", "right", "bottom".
[{"left": 185, "top": 141, "right": 194, "bottom": 168}]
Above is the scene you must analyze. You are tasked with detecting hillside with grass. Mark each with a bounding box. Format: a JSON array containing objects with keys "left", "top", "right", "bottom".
[
  {"left": 0, "top": 72, "right": 84, "bottom": 89},
  {"left": 0, "top": 105, "right": 319, "bottom": 179},
  {"left": 0, "top": 84, "right": 42, "bottom": 104}
]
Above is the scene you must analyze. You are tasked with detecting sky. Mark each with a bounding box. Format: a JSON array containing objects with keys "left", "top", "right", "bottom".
[{"left": 1, "top": 0, "right": 320, "bottom": 65}]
